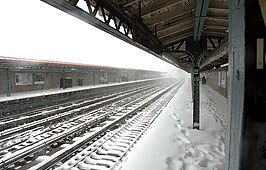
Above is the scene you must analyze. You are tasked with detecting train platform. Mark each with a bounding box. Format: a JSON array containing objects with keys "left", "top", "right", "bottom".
[
  {"left": 118, "top": 75, "right": 227, "bottom": 170},
  {"left": 0, "top": 78, "right": 163, "bottom": 102}
]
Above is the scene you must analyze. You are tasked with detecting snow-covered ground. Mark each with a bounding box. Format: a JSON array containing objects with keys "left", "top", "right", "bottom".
[
  {"left": 117, "top": 74, "right": 228, "bottom": 170},
  {"left": 0, "top": 74, "right": 228, "bottom": 170}
]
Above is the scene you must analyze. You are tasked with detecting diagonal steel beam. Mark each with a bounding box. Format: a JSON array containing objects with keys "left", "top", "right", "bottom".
[
  {"left": 258, "top": 0, "right": 266, "bottom": 27},
  {"left": 193, "top": 0, "right": 210, "bottom": 41},
  {"left": 40, "top": 0, "right": 170, "bottom": 64},
  {"left": 162, "top": 52, "right": 193, "bottom": 71},
  {"left": 98, "top": 0, "right": 133, "bottom": 26},
  {"left": 40, "top": 0, "right": 133, "bottom": 42},
  {"left": 208, "top": 37, "right": 216, "bottom": 48},
  {"left": 199, "top": 37, "right": 228, "bottom": 69}
]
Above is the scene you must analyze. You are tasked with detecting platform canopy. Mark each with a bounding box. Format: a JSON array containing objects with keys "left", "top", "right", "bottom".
[{"left": 41, "top": 0, "right": 228, "bottom": 72}]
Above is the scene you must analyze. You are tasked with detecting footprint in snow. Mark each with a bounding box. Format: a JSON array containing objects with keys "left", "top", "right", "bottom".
[
  {"left": 210, "top": 145, "right": 225, "bottom": 157},
  {"left": 198, "top": 157, "right": 210, "bottom": 168},
  {"left": 167, "top": 111, "right": 177, "bottom": 120},
  {"left": 184, "top": 148, "right": 204, "bottom": 161},
  {"left": 175, "top": 123, "right": 182, "bottom": 131},
  {"left": 181, "top": 129, "right": 189, "bottom": 136},
  {"left": 166, "top": 157, "right": 183, "bottom": 170},
  {"left": 177, "top": 119, "right": 184, "bottom": 125},
  {"left": 170, "top": 134, "right": 191, "bottom": 146}
]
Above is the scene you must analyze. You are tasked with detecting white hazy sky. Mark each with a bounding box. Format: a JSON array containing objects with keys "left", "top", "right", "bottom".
[{"left": 0, "top": 0, "right": 178, "bottom": 72}]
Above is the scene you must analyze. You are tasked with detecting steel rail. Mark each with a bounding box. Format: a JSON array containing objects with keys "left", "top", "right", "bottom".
[
  {"left": 0, "top": 82, "right": 176, "bottom": 169},
  {"left": 0, "top": 82, "right": 165, "bottom": 139},
  {"left": 0, "top": 82, "right": 158, "bottom": 131},
  {"left": 56, "top": 83, "right": 181, "bottom": 170},
  {"left": 0, "top": 78, "right": 168, "bottom": 118},
  {"left": 30, "top": 83, "right": 177, "bottom": 170}
]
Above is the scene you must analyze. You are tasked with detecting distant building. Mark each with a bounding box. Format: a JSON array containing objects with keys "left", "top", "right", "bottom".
[{"left": 0, "top": 57, "right": 167, "bottom": 96}]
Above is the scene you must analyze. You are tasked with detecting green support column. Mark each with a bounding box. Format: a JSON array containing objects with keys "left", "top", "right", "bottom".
[
  {"left": 5, "top": 67, "right": 11, "bottom": 96},
  {"left": 193, "top": 67, "right": 200, "bottom": 129},
  {"left": 62, "top": 70, "right": 66, "bottom": 89},
  {"left": 186, "top": 37, "right": 207, "bottom": 129},
  {"left": 226, "top": 0, "right": 266, "bottom": 169},
  {"left": 225, "top": 0, "right": 245, "bottom": 168},
  {"left": 92, "top": 71, "right": 95, "bottom": 86}
]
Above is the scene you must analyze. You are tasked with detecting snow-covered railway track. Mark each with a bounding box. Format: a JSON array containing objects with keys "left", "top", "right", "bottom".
[
  {"left": 0, "top": 83, "right": 162, "bottom": 154},
  {"left": 0, "top": 81, "right": 178, "bottom": 169},
  {"left": 0, "top": 82, "right": 160, "bottom": 132},
  {"left": 32, "top": 83, "right": 179, "bottom": 170},
  {"left": 0, "top": 102, "right": 71, "bottom": 123},
  {"left": 0, "top": 79, "right": 168, "bottom": 119},
  {"left": 0, "top": 83, "right": 164, "bottom": 139}
]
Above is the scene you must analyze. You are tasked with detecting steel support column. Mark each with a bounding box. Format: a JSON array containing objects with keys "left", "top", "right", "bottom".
[
  {"left": 192, "top": 67, "right": 200, "bottom": 129},
  {"left": 193, "top": 0, "right": 210, "bottom": 41},
  {"left": 225, "top": 0, "right": 245, "bottom": 168},
  {"left": 5, "top": 67, "right": 11, "bottom": 97},
  {"left": 62, "top": 70, "right": 66, "bottom": 89},
  {"left": 138, "top": 1, "right": 141, "bottom": 19},
  {"left": 226, "top": 0, "right": 266, "bottom": 169},
  {"left": 186, "top": 36, "right": 207, "bottom": 129},
  {"left": 92, "top": 71, "right": 95, "bottom": 86}
]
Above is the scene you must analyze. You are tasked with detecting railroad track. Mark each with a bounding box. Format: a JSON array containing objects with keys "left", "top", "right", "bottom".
[
  {"left": 30, "top": 82, "right": 181, "bottom": 170},
  {"left": 0, "top": 81, "right": 164, "bottom": 129},
  {"left": 0, "top": 79, "right": 181, "bottom": 170},
  {"left": 0, "top": 80, "right": 171, "bottom": 134},
  {"left": 0, "top": 83, "right": 161, "bottom": 153},
  {"left": 0, "top": 78, "right": 168, "bottom": 118},
  {"left": 0, "top": 82, "right": 165, "bottom": 153},
  {"left": 52, "top": 84, "right": 180, "bottom": 170}
]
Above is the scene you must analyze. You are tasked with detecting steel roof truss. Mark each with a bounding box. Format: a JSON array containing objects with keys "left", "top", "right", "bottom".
[
  {"left": 193, "top": 0, "right": 210, "bottom": 41},
  {"left": 208, "top": 37, "right": 216, "bottom": 48},
  {"left": 200, "top": 37, "right": 228, "bottom": 69}
]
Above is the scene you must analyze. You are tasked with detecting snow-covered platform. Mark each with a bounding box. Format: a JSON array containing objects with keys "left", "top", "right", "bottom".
[{"left": 117, "top": 75, "right": 228, "bottom": 170}]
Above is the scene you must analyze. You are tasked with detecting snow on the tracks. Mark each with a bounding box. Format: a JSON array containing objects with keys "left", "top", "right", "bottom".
[{"left": 118, "top": 75, "right": 227, "bottom": 170}]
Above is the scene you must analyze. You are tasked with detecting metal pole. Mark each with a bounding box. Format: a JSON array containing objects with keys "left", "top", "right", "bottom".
[
  {"left": 226, "top": 0, "right": 266, "bottom": 169},
  {"left": 192, "top": 66, "right": 200, "bottom": 129},
  {"left": 62, "top": 70, "right": 66, "bottom": 89},
  {"left": 92, "top": 71, "right": 95, "bottom": 86},
  {"left": 5, "top": 67, "right": 11, "bottom": 96},
  {"left": 225, "top": 0, "right": 245, "bottom": 169},
  {"left": 138, "top": 1, "right": 141, "bottom": 19}
]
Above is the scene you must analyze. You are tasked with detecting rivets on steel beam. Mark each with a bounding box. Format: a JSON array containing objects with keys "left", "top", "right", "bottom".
[
  {"left": 235, "top": 0, "right": 241, "bottom": 9},
  {"left": 236, "top": 70, "right": 240, "bottom": 80}
]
